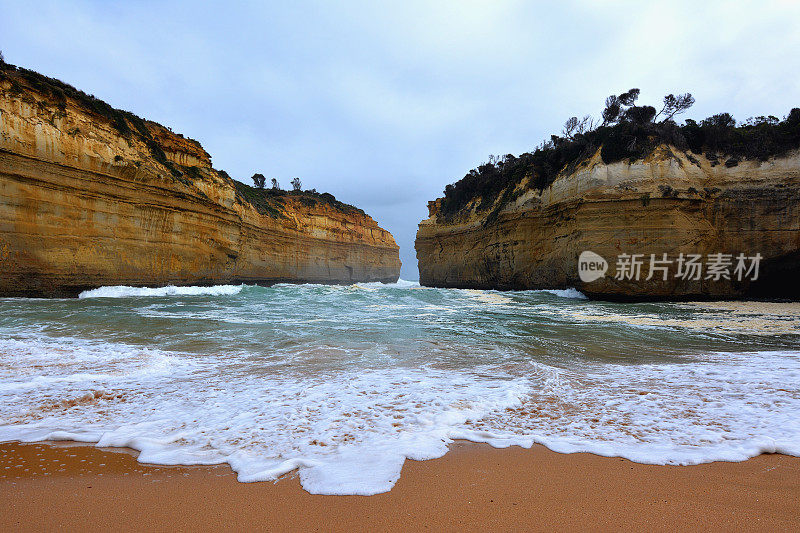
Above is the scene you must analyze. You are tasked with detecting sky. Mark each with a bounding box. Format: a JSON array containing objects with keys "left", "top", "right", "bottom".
[{"left": 2, "top": 1, "right": 799, "bottom": 279}]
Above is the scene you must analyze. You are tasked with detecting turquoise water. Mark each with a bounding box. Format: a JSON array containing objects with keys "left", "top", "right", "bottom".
[{"left": 1, "top": 281, "right": 799, "bottom": 494}]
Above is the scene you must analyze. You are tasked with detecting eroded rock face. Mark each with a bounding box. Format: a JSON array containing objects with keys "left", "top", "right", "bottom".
[
  {"left": 416, "top": 147, "right": 800, "bottom": 300},
  {"left": 0, "top": 69, "right": 400, "bottom": 297}
]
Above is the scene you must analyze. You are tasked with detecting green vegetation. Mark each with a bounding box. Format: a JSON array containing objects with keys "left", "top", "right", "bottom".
[
  {"left": 234, "top": 181, "right": 286, "bottom": 219},
  {"left": 233, "top": 180, "right": 365, "bottom": 218},
  {"left": 439, "top": 89, "right": 800, "bottom": 220},
  {"left": 251, "top": 173, "right": 266, "bottom": 189}
]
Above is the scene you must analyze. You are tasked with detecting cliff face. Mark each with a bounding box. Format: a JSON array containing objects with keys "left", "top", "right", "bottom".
[
  {"left": 416, "top": 147, "right": 800, "bottom": 300},
  {"left": 0, "top": 66, "right": 400, "bottom": 297}
]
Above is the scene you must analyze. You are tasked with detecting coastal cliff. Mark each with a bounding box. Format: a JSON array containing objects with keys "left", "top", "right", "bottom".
[
  {"left": 416, "top": 146, "right": 800, "bottom": 300},
  {"left": 0, "top": 63, "right": 400, "bottom": 297}
]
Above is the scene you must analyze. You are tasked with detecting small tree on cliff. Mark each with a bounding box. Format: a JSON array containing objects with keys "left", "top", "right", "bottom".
[
  {"left": 0, "top": 51, "right": 5, "bottom": 64},
  {"left": 562, "top": 115, "right": 593, "bottom": 140},
  {"left": 291, "top": 177, "right": 302, "bottom": 191},
  {"left": 601, "top": 95, "right": 622, "bottom": 126},
  {"left": 655, "top": 93, "right": 695, "bottom": 122},
  {"left": 251, "top": 173, "right": 266, "bottom": 189},
  {"left": 601, "top": 88, "right": 640, "bottom": 126},
  {"left": 271, "top": 177, "right": 280, "bottom": 190}
]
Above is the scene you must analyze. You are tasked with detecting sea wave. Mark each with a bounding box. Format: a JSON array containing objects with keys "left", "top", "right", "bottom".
[
  {"left": 76, "top": 280, "right": 582, "bottom": 300},
  {"left": 78, "top": 284, "right": 245, "bottom": 298},
  {"left": 2, "top": 336, "right": 798, "bottom": 495},
  {"left": 357, "top": 279, "right": 421, "bottom": 289},
  {"left": 0, "top": 334, "right": 530, "bottom": 495},
  {"left": 534, "top": 288, "right": 587, "bottom": 299},
  {"left": 3, "top": 280, "right": 799, "bottom": 496}
]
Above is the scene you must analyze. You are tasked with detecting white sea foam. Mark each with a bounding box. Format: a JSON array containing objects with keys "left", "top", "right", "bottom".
[
  {"left": 354, "top": 279, "right": 421, "bottom": 289},
  {"left": 1, "top": 332, "right": 798, "bottom": 494},
  {"left": 0, "top": 334, "right": 528, "bottom": 494},
  {"left": 461, "top": 350, "right": 800, "bottom": 465},
  {"left": 1, "top": 284, "right": 798, "bottom": 496},
  {"left": 535, "top": 288, "right": 587, "bottom": 299},
  {"left": 78, "top": 284, "right": 244, "bottom": 299},
  {"left": 0, "top": 335, "right": 188, "bottom": 390}
]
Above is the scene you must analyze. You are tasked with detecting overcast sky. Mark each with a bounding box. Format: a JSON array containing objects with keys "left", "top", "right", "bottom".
[{"left": 2, "top": 1, "right": 799, "bottom": 278}]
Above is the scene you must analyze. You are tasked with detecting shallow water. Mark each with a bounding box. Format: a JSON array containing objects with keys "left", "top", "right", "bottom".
[{"left": 1, "top": 281, "right": 799, "bottom": 494}]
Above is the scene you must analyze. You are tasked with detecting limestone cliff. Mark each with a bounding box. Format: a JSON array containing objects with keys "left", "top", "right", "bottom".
[
  {"left": 416, "top": 146, "right": 800, "bottom": 300},
  {"left": 0, "top": 63, "right": 400, "bottom": 297}
]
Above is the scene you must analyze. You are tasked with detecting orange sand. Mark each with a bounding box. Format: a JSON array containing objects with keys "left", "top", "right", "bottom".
[{"left": 1, "top": 441, "right": 798, "bottom": 532}]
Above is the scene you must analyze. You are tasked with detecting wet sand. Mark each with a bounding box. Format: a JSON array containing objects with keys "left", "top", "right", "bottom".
[{"left": 2, "top": 441, "right": 798, "bottom": 532}]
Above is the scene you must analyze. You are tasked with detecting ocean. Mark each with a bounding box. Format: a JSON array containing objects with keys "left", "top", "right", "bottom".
[{"left": 1, "top": 281, "right": 798, "bottom": 495}]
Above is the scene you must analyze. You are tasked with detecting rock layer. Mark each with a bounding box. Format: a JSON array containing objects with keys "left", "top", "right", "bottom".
[
  {"left": 0, "top": 67, "right": 400, "bottom": 297},
  {"left": 416, "top": 147, "right": 800, "bottom": 300}
]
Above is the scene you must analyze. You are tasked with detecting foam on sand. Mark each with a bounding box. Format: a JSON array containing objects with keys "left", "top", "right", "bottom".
[
  {"left": 1, "top": 331, "right": 798, "bottom": 494},
  {"left": 2, "top": 281, "right": 799, "bottom": 495}
]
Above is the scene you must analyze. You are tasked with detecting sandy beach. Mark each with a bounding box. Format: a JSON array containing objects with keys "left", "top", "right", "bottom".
[{"left": 2, "top": 441, "right": 798, "bottom": 532}]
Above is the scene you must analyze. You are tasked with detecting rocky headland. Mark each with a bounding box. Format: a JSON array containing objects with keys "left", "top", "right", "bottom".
[
  {"left": 0, "top": 62, "right": 400, "bottom": 297},
  {"left": 416, "top": 93, "right": 800, "bottom": 300}
]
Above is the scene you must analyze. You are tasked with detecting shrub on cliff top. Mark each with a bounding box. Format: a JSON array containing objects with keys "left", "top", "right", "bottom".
[
  {"left": 233, "top": 179, "right": 365, "bottom": 218},
  {"left": 251, "top": 173, "right": 266, "bottom": 189},
  {"left": 438, "top": 90, "right": 800, "bottom": 220}
]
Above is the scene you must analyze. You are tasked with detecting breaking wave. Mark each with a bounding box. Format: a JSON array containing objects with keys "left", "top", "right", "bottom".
[{"left": 2, "top": 281, "right": 798, "bottom": 494}]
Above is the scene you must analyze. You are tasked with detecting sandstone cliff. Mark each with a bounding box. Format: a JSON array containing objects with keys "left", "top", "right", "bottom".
[
  {"left": 416, "top": 146, "right": 800, "bottom": 300},
  {"left": 0, "top": 64, "right": 400, "bottom": 297}
]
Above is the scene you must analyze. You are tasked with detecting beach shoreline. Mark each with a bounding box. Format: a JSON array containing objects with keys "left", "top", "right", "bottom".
[{"left": 2, "top": 440, "right": 798, "bottom": 532}]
